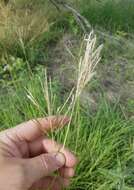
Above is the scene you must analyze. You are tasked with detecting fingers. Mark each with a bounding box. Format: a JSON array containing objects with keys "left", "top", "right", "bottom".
[
  {"left": 31, "top": 176, "right": 70, "bottom": 190},
  {"left": 28, "top": 137, "right": 45, "bottom": 157},
  {"left": 28, "top": 138, "right": 76, "bottom": 180},
  {"left": 28, "top": 138, "right": 78, "bottom": 167},
  {"left": 59, "top": 167, "right": 75, "bottom": 178},
  {"left": 0, "top": 116, "right": 70, "bottom": 142},
  {"left": 42, "top": 139, "right": 77, "bottom": 168},
  {"left": 24, "top": 138, "right": 77, "bottom": 186},
  {"left": 24, "top": 152, "right": 66, "bottom": 185}
]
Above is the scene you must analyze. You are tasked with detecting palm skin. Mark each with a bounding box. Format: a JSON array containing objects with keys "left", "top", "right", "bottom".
[{"left": 0, "top": 116, "right": 77, "bottom": 190}]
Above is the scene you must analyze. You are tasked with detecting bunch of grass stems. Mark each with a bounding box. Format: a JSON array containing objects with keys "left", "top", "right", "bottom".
[
  {"left": 0, "top": 2, "right": 48, "bottom": 49},
  {"left": 27, "top": 31, "right": 103, "bottom": 152}
]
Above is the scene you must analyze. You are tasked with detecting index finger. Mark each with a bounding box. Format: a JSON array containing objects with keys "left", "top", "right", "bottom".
[{"left": 0, "top": 116, "right": 70, "bottom": 142}]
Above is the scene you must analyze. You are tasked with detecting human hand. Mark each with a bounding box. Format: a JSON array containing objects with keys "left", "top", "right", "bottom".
[{"left": 0, "top": 116, "right": 77, "bottom": 190}]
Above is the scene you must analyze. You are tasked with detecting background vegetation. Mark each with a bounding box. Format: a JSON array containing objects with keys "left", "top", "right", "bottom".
[{"left": 0, "top": 0, "right": 134, "bottom": 189}]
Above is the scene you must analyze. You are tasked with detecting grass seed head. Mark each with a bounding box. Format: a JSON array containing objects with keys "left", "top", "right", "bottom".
[{"left": 76, "top": 31, "right": 103, "bottom": 99}]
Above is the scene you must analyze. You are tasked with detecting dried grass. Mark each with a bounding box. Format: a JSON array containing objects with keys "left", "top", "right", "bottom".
[
  {"left": 0, "top": 2, "right": 49, "bottom": 50},
  {"left": 75, "top": 31, "right": 103, "bottom": 99}
]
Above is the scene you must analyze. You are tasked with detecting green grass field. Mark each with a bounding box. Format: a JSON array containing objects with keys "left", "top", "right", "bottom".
[{"left": 0, "top": 0, "right": 134, "bottom": 189}]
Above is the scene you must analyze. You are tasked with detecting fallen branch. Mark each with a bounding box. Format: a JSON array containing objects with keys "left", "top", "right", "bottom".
[{"left": 49, "top": 0, "right": 91, "bottom": 33}]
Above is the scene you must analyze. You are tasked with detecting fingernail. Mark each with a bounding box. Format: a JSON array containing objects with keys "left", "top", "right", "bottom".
[{"left": 55, "top": 152, "right": 65, "bottom": 165}]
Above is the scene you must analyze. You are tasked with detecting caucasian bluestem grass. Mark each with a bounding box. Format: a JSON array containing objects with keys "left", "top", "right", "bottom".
[{"left": 26, "top": 31, "right": 103, "bottom": 149}]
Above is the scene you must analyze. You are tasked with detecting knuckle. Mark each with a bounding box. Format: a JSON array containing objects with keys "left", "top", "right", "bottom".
[{"left": 40, "top": 154, "right": 49, "bottom": 172}]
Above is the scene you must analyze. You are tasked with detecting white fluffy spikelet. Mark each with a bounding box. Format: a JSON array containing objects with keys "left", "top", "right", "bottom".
[{"left": 75, "top": 31, "right": 103, "bottom": 99}]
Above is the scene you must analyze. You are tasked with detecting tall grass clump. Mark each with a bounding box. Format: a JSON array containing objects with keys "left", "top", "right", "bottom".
[
  {"left": 0, "top": 0, "right": 51, "bottom": 57},
  {"left": 0, "top": 0, "right": 56, "bottom": 83}
]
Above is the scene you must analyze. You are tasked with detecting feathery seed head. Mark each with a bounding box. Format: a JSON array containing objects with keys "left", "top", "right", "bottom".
[{"left": 76, "top": 31, "right": 103, "bottom": 98}]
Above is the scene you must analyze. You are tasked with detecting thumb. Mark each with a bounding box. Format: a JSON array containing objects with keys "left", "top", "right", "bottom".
[{"left": 24, "top": 152, "right": 65, "bottom": 185}]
